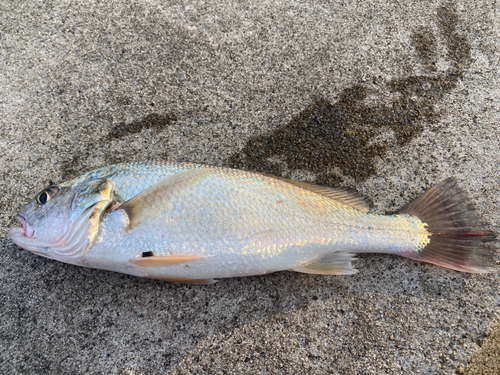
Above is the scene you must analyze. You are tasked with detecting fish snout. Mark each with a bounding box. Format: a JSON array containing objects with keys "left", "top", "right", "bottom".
[
  {"left": 10, "top": 215, "right": 50, "bottom": 255},
  {"left": 15, "top": 215, "right": 35, "bottom": 238}
]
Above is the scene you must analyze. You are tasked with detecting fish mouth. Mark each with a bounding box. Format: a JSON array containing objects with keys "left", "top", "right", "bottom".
[
  {"left": 15, "top": 215, "right": 35, "bottom": 238},
  {"left": 9, "top": 215, "right": 48, "bottom": 255}
]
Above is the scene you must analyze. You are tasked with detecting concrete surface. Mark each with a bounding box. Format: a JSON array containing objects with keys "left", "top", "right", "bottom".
[{"left": 1, "top": 0, "right": 499, "bottom": 373}]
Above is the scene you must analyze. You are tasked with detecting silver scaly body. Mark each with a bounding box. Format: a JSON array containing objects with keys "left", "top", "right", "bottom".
[{"left": 10, "top": 162, "right": 494, "bottom": 283}]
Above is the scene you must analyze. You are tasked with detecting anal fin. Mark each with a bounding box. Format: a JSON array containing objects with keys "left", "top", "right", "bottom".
[{"left": 291, "top": 253, "right": 357, "bottom": 275}]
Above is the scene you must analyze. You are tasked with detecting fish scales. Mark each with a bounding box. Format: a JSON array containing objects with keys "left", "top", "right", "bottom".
[
  {"left": 9, "top": 161, "right": 495, "bottom": 282},
  {"left": 87, "top": 163, "right": 426, "bottom": 277}
]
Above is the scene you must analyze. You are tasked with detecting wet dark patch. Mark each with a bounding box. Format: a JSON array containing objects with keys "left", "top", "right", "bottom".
[
  {"left": 107, "top": 113, "right": 177, "bottom": 140},
  {"left": 60, "top": 112, "right": 177, "bottom": 180},
  {"left": 411, "top": 27, "right": 438, "bottom": 72},
  {"left": 230, "top": 4, "right": 471, "bottom": 183}
]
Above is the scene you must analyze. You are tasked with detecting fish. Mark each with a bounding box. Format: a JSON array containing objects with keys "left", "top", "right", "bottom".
[{"left": 9, "top": 161, "right": 495, "bottom": 284}]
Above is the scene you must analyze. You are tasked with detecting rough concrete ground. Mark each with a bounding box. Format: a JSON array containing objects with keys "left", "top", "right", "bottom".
[
  {"left": 1, "top": 0, "right": 499, "bottom": 374},
  {"left": 465, "top": 319, "right": 500, "bottom": 375}
]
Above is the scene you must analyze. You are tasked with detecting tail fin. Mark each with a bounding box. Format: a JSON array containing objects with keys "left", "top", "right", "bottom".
[{"left": 398, "top": 178, "right": 496, "bottom": 273}]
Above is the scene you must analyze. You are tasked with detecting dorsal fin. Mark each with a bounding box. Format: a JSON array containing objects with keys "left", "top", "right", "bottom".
[
  {"left": 255, "top": 172, "right": 371, "bottom": 213},
  {"left": 120, "top": 168, "right": 215, "bottom": 230}
]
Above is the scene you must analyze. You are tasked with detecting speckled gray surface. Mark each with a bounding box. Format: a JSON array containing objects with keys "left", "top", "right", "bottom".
[{"left": 1, "top": 1, "right": 499, "bottom": 374}]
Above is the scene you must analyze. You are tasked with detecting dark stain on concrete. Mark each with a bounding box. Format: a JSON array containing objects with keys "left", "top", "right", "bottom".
[
  {"left": 229, "top": 5, "right": 471, "bottom": 183},
  {"left": 60, "top": 112, "right": 177, "bottom": 180},
  {"left": 107, "top": 113, "right": 177, "bottom": 140},
  {"left": 411, "top": 27, "right": 438, "bottom": 72}
]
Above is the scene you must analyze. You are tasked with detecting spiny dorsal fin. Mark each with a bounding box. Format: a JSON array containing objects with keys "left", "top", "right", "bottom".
[
  {"left": 291, "top": 252, "right": 357, "bottom": 275},
  {"left": 255, "top": 172, "right": 371, "bottom": 213},
  {"left": 120, "top": 168, "right": 215, "bottom": 230}
]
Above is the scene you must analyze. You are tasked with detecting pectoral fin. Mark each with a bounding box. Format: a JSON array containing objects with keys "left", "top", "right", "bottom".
[
  {"left": 291, "top": 252, "right": 357, "bottom": 275},
  {"left": 120, "top": 168, "right": 215, "bottom": 230}
]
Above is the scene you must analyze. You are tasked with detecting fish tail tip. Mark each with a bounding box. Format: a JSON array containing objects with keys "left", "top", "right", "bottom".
[{"left": 398, "top": 178, "right": 497, "bottom": 273}]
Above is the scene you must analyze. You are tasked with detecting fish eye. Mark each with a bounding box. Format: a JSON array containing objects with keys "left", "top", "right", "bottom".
[{"left": 36, "top": 186, "right": 60, "bottom": 205}]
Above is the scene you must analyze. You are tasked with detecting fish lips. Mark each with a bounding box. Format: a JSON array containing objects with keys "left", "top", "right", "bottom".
[
  {"left": 16, "top": 215, "right": 34, "bottom": 238},
  {"left": 9, "top": 215, "right": 49, "bottom": 255}
]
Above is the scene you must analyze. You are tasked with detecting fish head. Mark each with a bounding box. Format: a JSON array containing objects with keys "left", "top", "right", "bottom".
[{"left": 9, "top": 178, "right": 117, "bottom": 260}]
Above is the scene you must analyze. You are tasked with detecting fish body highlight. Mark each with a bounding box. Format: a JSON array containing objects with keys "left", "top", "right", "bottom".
[{"left": 9, "top": 162, "right": 495, "bottom": 283}]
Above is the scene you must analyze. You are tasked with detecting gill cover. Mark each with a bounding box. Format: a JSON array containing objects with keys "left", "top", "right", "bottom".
[{"left": 57, "top": 179, "right": 118, "bottom": 257}]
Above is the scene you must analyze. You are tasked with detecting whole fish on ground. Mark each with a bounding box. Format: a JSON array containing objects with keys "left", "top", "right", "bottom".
[{"left": 9, "top": 162, "right": 495, "bottom": 283}]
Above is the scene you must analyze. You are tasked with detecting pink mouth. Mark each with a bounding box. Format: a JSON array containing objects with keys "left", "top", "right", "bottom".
[{"left": 16, "top": 215, "right": 34, "bottom": 238}]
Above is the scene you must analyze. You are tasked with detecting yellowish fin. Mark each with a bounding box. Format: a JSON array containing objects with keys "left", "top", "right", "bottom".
[
  {"left": 120, "top": 168, "right": 215, "bottom": 230},
  {"left": 130, "top": 254, "right": 210, "bottom": 267},
  {"left": 148, "top": 277, "right": 217, "bottom": 284},
  {"left": 256, "top": 172, "right": 371, "bottom": 212},
  {"left": 292, "top": 252, "right": 357, "bottom": 275}
]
